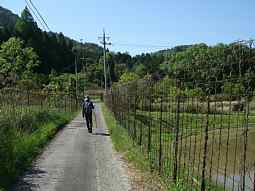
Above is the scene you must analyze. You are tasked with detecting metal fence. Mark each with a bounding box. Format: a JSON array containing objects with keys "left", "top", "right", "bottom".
[
  {"left": 0, "top": 88, "right": 79, "bottom": 116},
  {"left": 105, "top": 40, "right": 255, "bottom": 190}
]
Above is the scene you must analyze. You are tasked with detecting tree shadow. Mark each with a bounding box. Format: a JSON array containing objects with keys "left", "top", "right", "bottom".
[
  {"left": 92, "top": 132, "right": 110, "bottom": 136},
  {"left": 12, "top": 168, "right": 47, "bottom": 191}
]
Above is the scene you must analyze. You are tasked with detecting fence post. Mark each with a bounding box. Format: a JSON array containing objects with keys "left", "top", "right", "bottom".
[
  {"left": 148, "top": 95, "right": 152, "bottom": 156},
  {"left": 121, "top": 94, "right": 124, "bottom": 128},
  {"left": 133, "top": 83, "right": 138, "bottom": 142},
  {"left": 111, "top": 92, "right": 114, "bottom": 111},
  {"left": 27, "top": 90, "right": 30, "bottom": 106},
  {"left": 242, "top": 95, "right": 249, "bottom": 191},
  {"left": 173, "top": 94, "right": 181, "bottom": 182},
  {"left": 128, "top": 95, "right": 131, "bottom": 135},
  {"left": 139, "top": 95, "right": 143, "bottom": 146},
  {"left": 64, "top": 94, "right": 67, "bottom": 112},
  {"left": 253, "top": 163, "right": 255, "bottom": 191},
  {"left": 133, "top": 95, "right": 137, "bottom": 142},
  {"left": 120, "top": 91, "right": 123, "bottom": 127},
  {"left": 201, "top": 97, "right": 210, "bottom": 191},
  {"left": 116, "top": 92, "right": 119, "bottom": 123},
  {"left": 159, "top": 96, "right": 163, "bottom": 174},
  {"left": 76, "top": 95, "right": 78, "bottom": 111},
  {"left": 70, "top": 93, "right": 73, "bottom": 112},
  {"left": 40, "top": 94, "right": 43, "bottom": 110},
  {"left": 101, "top": 93, "right": 103, "bottom": 102}
]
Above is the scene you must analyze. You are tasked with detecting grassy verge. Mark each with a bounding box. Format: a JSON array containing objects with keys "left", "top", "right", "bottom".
[
  {"left": 101, "top": 103, "right": 227, "bottom": 191},
  {"left": 102, "top": 103, "right": 174, "bottom": 190},
  {"left": 118, "top": 109, "right": 253, "bottom": 190},
  {"left": 102, "top": 104, "right": 149, "bottom": 170},
  {"left": 0, "top": 109, "right": 77, "bottom": 190}
]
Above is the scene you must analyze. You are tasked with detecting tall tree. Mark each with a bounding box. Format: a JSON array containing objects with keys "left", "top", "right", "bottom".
[
  {"left": 14, "top": 6, "right": 38, "bottom": 39},
  {"left": 0, "top": 37, "right": 39, "bottom": 87}
]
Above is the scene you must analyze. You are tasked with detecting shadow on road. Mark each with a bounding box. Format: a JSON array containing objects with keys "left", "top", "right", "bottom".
[
  {"left": 12, "top": 168, "right": 47, "bottom": 191},
  {"left": 92, "top": 132, "right": 110, "bottom": 136}
]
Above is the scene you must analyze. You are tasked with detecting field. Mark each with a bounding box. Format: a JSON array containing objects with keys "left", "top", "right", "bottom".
[{"left": 106, "top": 92, "right": 255, "bottom": 190}]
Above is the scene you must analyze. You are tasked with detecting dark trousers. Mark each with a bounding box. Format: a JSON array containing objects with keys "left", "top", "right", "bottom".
[{"left": 85, "top": 113, "right": 93, "bottom": 132}]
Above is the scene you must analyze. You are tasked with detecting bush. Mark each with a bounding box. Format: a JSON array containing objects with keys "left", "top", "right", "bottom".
[
  {"left": 223, "top": 82, "right": 245, "bottom": 96},
  {"left": 0, "top": 126, "right": 15, "bottom": 189},
  {"left": 0, "top": 108, "right": 75, "bottom": 190}
]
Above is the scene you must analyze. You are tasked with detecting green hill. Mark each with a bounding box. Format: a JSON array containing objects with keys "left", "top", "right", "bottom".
[
  {"left": 0, "top": 6, "right": 103, "bottom": 75},
  {"left": 0, "top": 6, "right": 18, "bottom": 29}
]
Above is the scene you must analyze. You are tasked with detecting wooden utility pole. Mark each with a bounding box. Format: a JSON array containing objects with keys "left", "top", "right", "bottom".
[
  {"left": 75, "top": 55, "right": 78, "bottom": 99},
  {"left": 80, "top": 39, "right": 85, "bottom": 96},
  {"left": 99, "top": 29, "right": 111, "bottom": 92}
]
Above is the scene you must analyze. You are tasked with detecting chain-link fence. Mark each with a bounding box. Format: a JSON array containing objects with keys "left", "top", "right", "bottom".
[{"left": 105, "top": 40, "right": 255, "bottom": 190}]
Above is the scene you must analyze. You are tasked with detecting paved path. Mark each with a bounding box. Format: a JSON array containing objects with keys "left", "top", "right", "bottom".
[{"left": 13, "top": 103, "right": 131, "bottom": 191}]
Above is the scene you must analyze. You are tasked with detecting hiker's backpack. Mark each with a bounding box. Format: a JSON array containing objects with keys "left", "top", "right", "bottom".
[{"left": 84, "top": 101, "right": 93, "bottom": 114}]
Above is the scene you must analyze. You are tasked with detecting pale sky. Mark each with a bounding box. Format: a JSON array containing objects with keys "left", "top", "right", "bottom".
[{"left": 1, "top": 0, "right": 255, "bottom": 55}]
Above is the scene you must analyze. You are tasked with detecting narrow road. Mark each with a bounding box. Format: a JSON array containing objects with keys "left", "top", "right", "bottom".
[{"left": 13, "top": 103, "right": 131, "bottom": 191}]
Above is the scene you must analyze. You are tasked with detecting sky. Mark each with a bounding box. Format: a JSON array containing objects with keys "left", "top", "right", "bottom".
[{"left": 1, "top": 0, "right": 255, "bottom": 55}]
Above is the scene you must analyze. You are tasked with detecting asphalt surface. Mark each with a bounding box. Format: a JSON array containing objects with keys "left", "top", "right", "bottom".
[{"left": 13, "top": 103, "right": 131, "bottom": 191}]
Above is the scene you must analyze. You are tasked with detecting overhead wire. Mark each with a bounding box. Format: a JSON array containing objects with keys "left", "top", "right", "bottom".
[
  {"left": 27, "top": 0, "right": 51, "bottom": 31},
  {"left": 111, "top": 42, "right": 173, "bottom": 48},
  {"left": 24, "top": 0, "right": 47, "bottom": 31}
]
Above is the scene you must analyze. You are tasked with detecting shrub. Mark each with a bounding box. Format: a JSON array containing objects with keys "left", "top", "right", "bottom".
[
  {"left": 0, "top": 108, "right": 75, "bottom": 189},
  {"left": 223, "top": 82, "right": 245, "bottom": 96}
]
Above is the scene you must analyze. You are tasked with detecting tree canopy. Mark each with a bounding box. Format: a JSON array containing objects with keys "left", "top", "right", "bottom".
[
  {"left": 0, "top": 37, "right": 39, "bottom": 88},
  {"left": 1, "top": 6, "right": 254, "bottom": 96}
]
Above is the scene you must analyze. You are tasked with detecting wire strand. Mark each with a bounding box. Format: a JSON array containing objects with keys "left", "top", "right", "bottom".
[
  {"left": 112, "top": 42, "right": 173, "bottom": 48},
  {"left": 28, "top": 0, "right": 50, "bottom": 31},
  {"left": 24, "top": 0, "right": 47, "bottom": 31}
]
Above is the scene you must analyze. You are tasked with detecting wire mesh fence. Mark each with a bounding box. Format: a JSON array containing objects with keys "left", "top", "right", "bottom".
[
  {"left": 0, "top": 88, "right": 79, "bottom": 115},
  {"left": 0, "top": 89, "right": 80, "bottom": 134},
  {"left": 105, "top": 40, "right": 255, "bottom": 190},
  {"left": 0, "top": 88, "right": 81, "bottom": 189}
]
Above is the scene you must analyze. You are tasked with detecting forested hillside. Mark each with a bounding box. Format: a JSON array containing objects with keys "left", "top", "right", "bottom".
[
  {"left": 0, "top": 6, "right": 18, "bottom": 29},
  {"left": 0, "top": 6, "right": 106, "bottom": 91},
  {"left": 1, "top": 6, "right": 252, "bottom": 95},
  {"left": 0, "top": 6, "right": 200, "bottom": 92}
]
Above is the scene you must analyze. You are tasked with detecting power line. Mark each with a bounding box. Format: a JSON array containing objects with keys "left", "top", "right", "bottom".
[
  {"left": 27, "top": 0, "right": 50, "bottom": 31},
  {"left": 24, "top": 0, "right": 47, "bottom": 31},
  {"left": 111, "top": 42, "right": 173, "bottom": 48}
]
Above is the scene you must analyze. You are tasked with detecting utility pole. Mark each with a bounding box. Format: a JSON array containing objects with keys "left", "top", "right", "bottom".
[
  {"left": 72, "top": 45, "right": 78, "bottom": 108},
  {"left": 80, "top": 39, "right": 85, "bottom": 96},
  {"left": 99, "top": 29, "right": 111, "bottom": 92},
  {"left": 75, "top": 55, "right": 78, "bottom": 99}
]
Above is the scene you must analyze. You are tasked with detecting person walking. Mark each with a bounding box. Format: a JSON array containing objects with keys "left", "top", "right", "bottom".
[{"left": 82, "top": 96, "right": 94, "bottom": 133}]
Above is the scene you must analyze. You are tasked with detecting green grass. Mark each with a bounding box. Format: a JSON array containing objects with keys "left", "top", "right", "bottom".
[
  {"left": 103, "top": 104, "right": 238, "bottom": 190},
  {"left": 102, "top": 103, "right": 198, "bottom": 191},
  {"left": 135, "top": 110, "right": 255, "bottom": 171},
  {"left": 0, "top": 108, "right": 77, "bottom": 190},
  {"left": 102, "top": 103, "right": 150, "bottom": 172},
  {"left": 133, "top": 111, "right": 253, "bottom": 190},
  {"left": 140, "top": 110, "right": 253, "bottom": 133}
]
